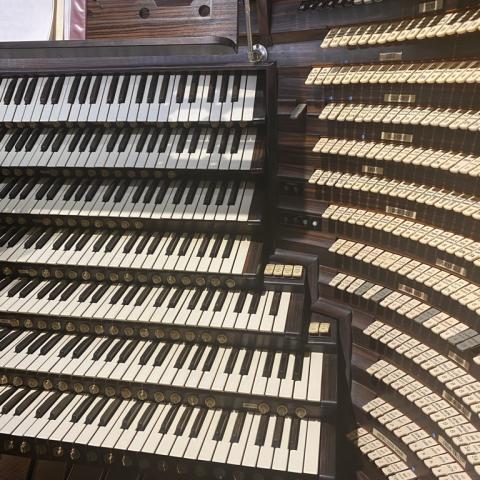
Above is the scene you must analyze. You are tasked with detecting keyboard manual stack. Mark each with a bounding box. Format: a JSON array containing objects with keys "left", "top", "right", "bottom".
[{"left": 0, "top": 62, "right": 338, "bottom": 477}]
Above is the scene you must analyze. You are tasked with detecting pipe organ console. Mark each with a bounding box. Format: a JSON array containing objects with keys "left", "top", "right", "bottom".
[{"left": 2, "top": 0, "right": 480, "bottom": 479}]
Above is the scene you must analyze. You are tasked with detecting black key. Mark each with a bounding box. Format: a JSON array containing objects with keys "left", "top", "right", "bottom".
[
  {"left": 139, "top": 342, "right": 157, "bottom": 365},
  {"left": 78, "top": 283, "right": 97, "bottom": 302},
  {"left": 222, "top": 235, "right": 235, "bottom": 259},
  {"left": 15, "top": 390, "right": 42, "bottom": 415},
  {"left": 0, "top": 387, "right": 15, "bottom": 406},
  {"left": 68, "top": 128, "right": 84, "bottom": 152},
  {"left": 99, "top": 398, "right": 123, "bottom": 426},
  {"left": 106, "top": 129, "right": 121, "bottom": 152},
  {"left": 202, "top": 346, "right": 218, "bottom": 372},
  {"left": 196, "top": 234, "right": 211, "bottom": 257},
  {"left": 50, "top": 393, "right": 75, "bottom": 420},
  {"left": 85, "top": 179, "right": 102, "bottom": 202},
  {"left": 248, "top": 293, "right": 261, "bottom": 314},
  {"left": 203, "top": 181, "right": 216, "bottom": 205},
  {"left": 146, "top": 74, "right": 159, "bottom": 103},
  {"left": 51, "top": 129, "right": 67, "bottom": 152},
  {"left": 104, "top": 233, "right": 121, "bottom": 252},
  {"left": 78, "top": 76, "right": 92, "bottom": 104},
  {"left": 26, "top": 332, "right": 50, "bottom": 354},
  {"left": 92, "top": 337, "right": 114, "bottom": 360},
  {"left": 13, "top": 78, "right": 28, "bottom": 105},
  {"left": 184, "top": 181, "right": 198, "bottom": 205},
  {"left": 165, "top": 233, "right": 181, "bottom": 255},
  {"left": 8, "top": 177, "right": 28, "bottom": 199},
  {"left": 90, "top": 76, "right": 103, "bottom": 104},
  {"left": 190, "top": 408, "right": 207, "bottom": 438},
  {"left": 23, "top": 77, "right": 38, "bottom": 105},
  {"left": 269, "top": 292, "right": 282, "bottom": 315},
  {"left": 122, "top": 401, "right": 143, "bottom": 429},
  {"left": 255, "top": 415, "right": 269, "bottom": 446},
  {"left": 231, "top": 127, "right": 241, "bottom": 153},
  {"left": 107, "top": 76, "right": 120, "bottom": 104},
  {"left": 0, "top": 178, "right": 16, "bottom": 199},
  {"left": 215, "top": 181, "right": 227, "bottom": 205},
  {"left": 160, "top": 405, "right": 180, "bottom": 433},
  {"left": 187, "top": 288, "right": 203, "bottom": 310},
  {"left": 213, "top": 410, "right": 230, "bottom": 441},
  {"left": 46, "top": 177, "right": 64, "bottom": 200},
  {"left": 135, "top": 233, "right": 151, "bottom": 254},
  {"left": 178, "top": 234, "right": 193, "bottom": 256},
  {"left": 51, "top": 77, "right": 65, "bottom": 104},
  {"left": 85, "top": 397, "right": 109, "bottom": 424},
  {"left": 189, "top": 73, "right": 200, "bottom": 103},
  {"left": 231, "top": 72, "right": 241, "bottom": 102},
  {"left": 234, "top": 291, "right": 247, "bottom": 313},
  {"left": 206, "top": 128, "right": 218, "bottom": 154},
  {"left": 18, "top": 278, "right": 41, "bottom": 297},
  {"left": 174, "top": 344, "right": 193, "bottom": 368},
  {"left": 19, "top": 177, "right": 38, "bottom": 199},
  {"left": 135, "top": 286, "right": 152, "bottom": 306},
  {"left": 219, "top": 74, "right": 229, "bottom": 102},
  {"left": 272, "top": 417, "right": 285, "bottom": 448},
  {"left": 25, "top": 127, "right": 42, "bottom": 152},
  {"left": 2, "top": 389, "right": 28, "bottom": 414},
  {"left": 36, "top": 391, "right": 62, "bottom": 418},
  {"left": 173, "top": 180, "right": 187, "bottom": 204},
  {"left": 137, "top": 403, "right": 158, "bottom": 431},
  {"left": 158, "top": 74, "right": 170, "bottom": 103},
  {"left": 105, "top": 340, "right": 124, "bottom": 362},
  {"left": 176, "top": 74, "right": 188, "bottom": 103},
  {"left": 213, "top": 290, "right": 227, "bottom": 311},
  {"left": 71, "top": 396, "right": 95, "bottom": 422},
  {"left": 52, "top": 230, "right": 72, "bottom": 250},
  {"left": 175, "top": 407, "right": 194, "bottom": 435},
  {"left": 289, "top": 418, "right": 301, "bottom": 450},
  {"left": 176, "top": 128, "right": 188, "bottom": 153},
  {"left": 230, "top": 412, "right": 246, "bottom": 443},
  {"left": 68, "top": 76, "right": 82, "bottom": 104},
  {"left": 110, "top": 284, "right": 129, "bottom": 304},
  {"left": 40, "top": 128, "right": 56, "bottom": 152},
  {"left": 224, "top": 348, "right": 239, "bottom": 374},
  {"left": 227, "top": 181, "right": 239, "bottom": 206},
  {"left": 122, "top": 233, "right": 139, "bottom": 254},
  {"left": 167, "top": 288, "right": 183, "bottom": 308},
  {"left": 36, "top": 279, "right": 57, "bottom": 299},
  {"left": 122, "top": 285, "right": 140, "bottom": 305},
  {"left": 75, "top": 232, "right": 91, "bottom": 253},
  {"left": 207, "top": 73, "right": 217, "bottom": 103},
  {"left": 240, "top": 349, "right": 254, "bottom": 375},
  {"left": 113, "top": 179, "right": 130, "bottom": 201},
  {"left": 278, "top": 352, "right": 289, "bottom": 379},
  {"left": 293, "top": 353, "right": 304, "bottom": 381},
  {"left": 189, "top": 344, "right": 206, "bottom": 370},
  {"left": 117, "top": 128, "right": 132, "bottom": 152},
  {"left": 63, "top": 178, "right": 81, "bottom": 201},
  {"left": 118, "top": 75, "right": 131, "bottom": 103},
  {"left": 14, "top": 331, "right": 38, "bottom": 353},
  {"left": 89, "top": 126, "right": 104, "bottom": 152},
  {"left": 158, "top": 126, "right": 171, "bottom": 152},
  {"left": 102, "top": 180, "right": 117, "bottom": 202},
  {"left": 0, "top": 330, "right": 22, "bottom": 351},
  {"left": 153, "top": 286, "right": 172, "bottom": 307},
  {"left": 200, "top": 289, "right": 215, "bottom": 311},
  {"left": 118, "top": 340, "right": 139, "bottom": 363},
  {"left": 72, "top": 336, "right": 95, "bottom": 359},
  {"left": 60, "top": 282, "right": 80, "bottom": 301},
  {"left": 146, "top": 232, "right": 162, "bottom": 254},
  {"left": 218, "top": 127, "right": 230, "bottom": 154},
  {"left": 39, "top": 334, "right": 62, "bottom": 355},
  {"left": 78, "top": 127, "right": 94, "bottom": 152},
  {"left": 188, "top": 127, "right": 200, "bottom": 153},
  {"left": 262, "top": 351, "right": 275, "bottom": 377},
  {"left": 154, "top": 179, "right": 169, "bottom": 204},
  {"left": 135, "top": 129, "right": 150, "bottom": 153},
  {"left": 59, "top": 336, "right": 82, "bottom": 357},
  {"left": 3, "top": 78, "right": 18, "bottom": 104},
  {"left": 154, "top": 343, "right": 173, "bottom": 367},
  {"left": 40, "top": 77, "right": 54, "bottom": 104}
]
